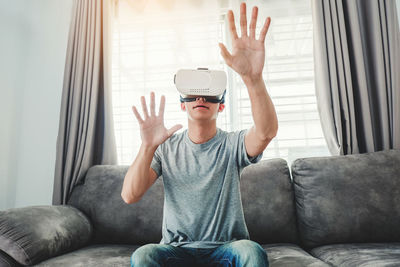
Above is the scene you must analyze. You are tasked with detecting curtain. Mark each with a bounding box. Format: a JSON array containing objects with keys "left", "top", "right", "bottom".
[
  {"left": 53, "top": 0, "right": 118, "bottom": 205},
  {"left": 312, "top": 0, "right": 400, "bottom": 155}
]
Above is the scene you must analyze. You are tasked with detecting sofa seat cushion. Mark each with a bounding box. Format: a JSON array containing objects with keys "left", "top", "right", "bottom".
[
  {"left": 262, "top": 243, "right": 330, "bottom": 266},
  {"left": 34, "top": 244, "right": 138, "bottom": 267},
  {"left": 311, "top": 243, "right": 400, "bottom": 267},
  {"left": 33, "top": 243, "right": 328, "bottom": 267}
]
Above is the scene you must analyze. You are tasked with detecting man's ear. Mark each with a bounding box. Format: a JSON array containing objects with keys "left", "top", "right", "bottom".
[
  {"left": 218, "top": 104, "right": 225, "bottom": 112},
  {"left": 181, "top": 103, "right": 186, "bottom": 111}
]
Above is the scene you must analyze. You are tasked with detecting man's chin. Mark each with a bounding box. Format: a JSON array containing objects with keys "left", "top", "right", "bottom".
[{"left": 188, "top": 114, "right": 217, "bottom": 122}]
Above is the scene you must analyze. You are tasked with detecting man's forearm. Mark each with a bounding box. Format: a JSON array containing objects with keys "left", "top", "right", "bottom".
[
  {"left": 242, "top": 75, "right": 278, "bottom": 139},
  {"left": 121, "top": 144, "right": 157, "bottom": 203}
]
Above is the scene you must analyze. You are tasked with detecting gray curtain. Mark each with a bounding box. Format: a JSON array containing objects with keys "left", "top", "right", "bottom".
[
  {"left": 53, "top": 0, "right": 118, "bottom": 205},
  {"left": 312, "top": 0, "right": 400, "bottom": 155}
]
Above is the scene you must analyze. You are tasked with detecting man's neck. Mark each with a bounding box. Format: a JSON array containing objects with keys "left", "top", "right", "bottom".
[{"left": 187, "top": 120, "right": 217, "bottom": 144}]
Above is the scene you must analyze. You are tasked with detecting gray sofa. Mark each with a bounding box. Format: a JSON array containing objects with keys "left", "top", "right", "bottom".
[{"left": 1, "top": 149, "right": 400, "bottom": 267}]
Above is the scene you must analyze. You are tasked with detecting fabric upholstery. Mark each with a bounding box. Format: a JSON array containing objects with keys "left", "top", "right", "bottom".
[
  {"left": 292, "top": 149, "right": 400, "bottom": 249},
  {"left": 241, "top": 159, "right": 299, "bottom": 245},
  {"left": 0, "top": 250, "right": 21, "bottom": 267},
  {"left": 67, "top": 165, "right": 165, "bottom": 245},
  {"left": 311, "top": 243, "right": 400, "bottom": 267},
  {"left": 263, "top": 244, "right": 331, "bottom": 267},
  {"left": 4, "top": 150, "right": 400, "bottom": 266},
  {"left": 0, "top": 205, "right": 92, "bottom": 266},
  {"left": 33, "top": 243, "right": 331, "bottom": 267},
  {"left": 67, "top": 159, "right": 298, "bottom": 246},
  {"left": 34, "top": 244, "right": 139, "bottom": 267}
]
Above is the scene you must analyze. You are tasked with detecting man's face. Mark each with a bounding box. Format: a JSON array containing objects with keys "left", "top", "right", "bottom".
[{"left": 180, "top": 95, "right": 225, "bottom": 122}]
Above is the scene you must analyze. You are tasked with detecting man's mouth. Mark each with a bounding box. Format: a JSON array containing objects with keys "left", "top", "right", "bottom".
[{"left": 194, "top": 105, "right": 209, "bottom": 109}]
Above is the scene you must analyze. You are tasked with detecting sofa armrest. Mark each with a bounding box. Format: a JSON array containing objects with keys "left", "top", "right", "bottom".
[
  {"left": 0, "top": 249, "right": 22, "bottom": 267},
  {"left": 0, "top": 205, "right": 92, "bottom": 266}
]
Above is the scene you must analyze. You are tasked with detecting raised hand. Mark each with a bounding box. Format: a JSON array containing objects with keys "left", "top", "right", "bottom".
[
  {"left": 218, "top": 2, "right": 271, "bottom": 83},
  {"left": 132, "top": 92, "right": 182, "bottom": 149}
]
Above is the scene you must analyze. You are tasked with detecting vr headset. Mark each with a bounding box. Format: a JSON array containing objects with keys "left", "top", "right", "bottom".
[{"left": 174, "top": 68, "right": 227, "bottom": 104}]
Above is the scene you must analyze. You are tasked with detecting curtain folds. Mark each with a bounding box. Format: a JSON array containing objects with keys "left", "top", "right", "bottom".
[
  {"left": 312, "top": 0, "right": 400, "bottom": 155},
  {"left": 53, "top": 0, "right": 117, "bottom": 205}
]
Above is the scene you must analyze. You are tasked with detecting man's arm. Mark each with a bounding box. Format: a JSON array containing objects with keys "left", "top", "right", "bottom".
[
  {"left": 121, "top": 144, "right": 159, "bottom": 204},
  {"left": 218, "top": 3, "right": 278, "bottom": 158},
  {"left": 121, "top": 92, "right": 182, "bottom": 204},
  {"left": 242, "top": 76, "right": 278, "bottom": 158}
]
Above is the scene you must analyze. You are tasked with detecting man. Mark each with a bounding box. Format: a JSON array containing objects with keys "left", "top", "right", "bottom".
[{"left": 122, "top": 2, "right": 278, "bottom": 266}]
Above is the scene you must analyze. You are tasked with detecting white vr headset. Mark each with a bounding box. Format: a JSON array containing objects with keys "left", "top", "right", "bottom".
[{"left": 174, "top": 68, "right": 227, "bottom": 103}]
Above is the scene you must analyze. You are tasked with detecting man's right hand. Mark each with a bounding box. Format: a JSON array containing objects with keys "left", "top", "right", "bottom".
[{"left": 132, "top": 91, "right": 183, "bottom": 149}]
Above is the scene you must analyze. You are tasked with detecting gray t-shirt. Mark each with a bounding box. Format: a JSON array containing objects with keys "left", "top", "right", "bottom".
[{"left": 150, "top": 127, "right": 263, "bottom": 248}]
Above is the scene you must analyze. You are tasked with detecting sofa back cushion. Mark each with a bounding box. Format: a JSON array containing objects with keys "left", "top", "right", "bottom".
[
  {"left": 291, "top": 149, "right": 400, "bottom": 249},
  {"left": 68, "top": 165, "right": 164, "bottom": 245},
  {"left": 241, "top": 159, "right": 299, "bottom": 244},
  {"left": 68, "top": 159, "right": 299, "bottom": 245}
]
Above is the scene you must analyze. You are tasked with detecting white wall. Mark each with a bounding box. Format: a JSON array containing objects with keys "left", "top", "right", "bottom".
[{"left": 0, "top": 0, "right": 74, "bottom": 210}]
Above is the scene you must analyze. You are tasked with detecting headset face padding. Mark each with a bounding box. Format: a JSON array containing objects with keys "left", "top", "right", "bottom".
[{"left": 179, "top": 90, "right": 226, "bottom": 104}]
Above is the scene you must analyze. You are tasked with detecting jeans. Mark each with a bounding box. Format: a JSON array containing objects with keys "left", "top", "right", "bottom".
[{"left": 131, "top": 239, "right": 269, "bottom": 267}]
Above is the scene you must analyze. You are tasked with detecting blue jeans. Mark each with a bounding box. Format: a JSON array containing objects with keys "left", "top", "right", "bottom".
[{"left": 131, "top": 239, "right": 269, "bottom": 267}]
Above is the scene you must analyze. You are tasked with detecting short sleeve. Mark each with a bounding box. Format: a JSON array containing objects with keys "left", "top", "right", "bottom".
[
  {"left": 236, "top": 128, "right": 263, "bottom": 169},
  {"left": 150, "top": 145, "right": 162, "bottom": 178}
]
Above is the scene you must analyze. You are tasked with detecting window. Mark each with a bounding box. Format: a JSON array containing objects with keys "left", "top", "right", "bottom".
[{"left": 112, "top": 0, "right": 330, "bottom": 166}]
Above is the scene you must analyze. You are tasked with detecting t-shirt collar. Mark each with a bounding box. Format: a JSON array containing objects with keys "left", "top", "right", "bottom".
[{"left": 184, "top": 128, "right": 221, "bottom": 150}]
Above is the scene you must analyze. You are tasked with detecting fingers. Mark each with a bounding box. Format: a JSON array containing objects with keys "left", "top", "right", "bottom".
[
  {"left": 131, "top": 106, "right": 144, "bottom": 124},
  {"left": 229, "top": 4, "right": 269, "bottom": 42},
  {"left": 240, "top": 2, "right": 247, "bottom": 37},
  {"left": 218, "top": 43, "right": 233, "bottom": 67},
  {"left": 133, "top": 92, "right": 163, "bottom": 123},
  {"left": 258, "top": 17, "right": 271, "bottom": 43},
  {"left": 227, "top": 10, "right": 238, "bottom": 40},
  {"left": 249, "top": 6, "right": 258, "bottom": 39},
  {"left": 158, "top": 95, "right": 165, "bottom": 118},
  {"left": 167, "top": 124, "right": 183, "bottom": 137},
  {"left": 141, "top": 95, "right": 149, "bottom": 119},
  {"left": 150, "top": 91, "right": 155, "bottom": 117}
]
